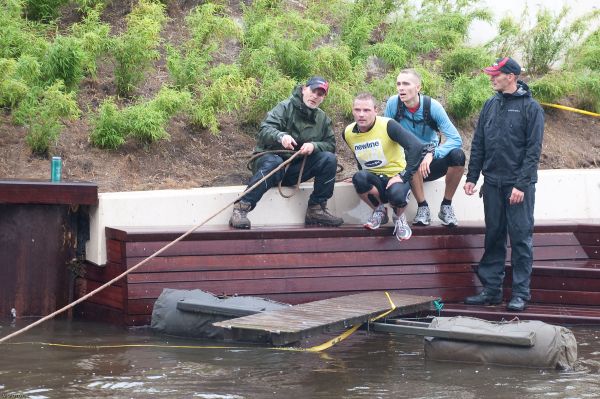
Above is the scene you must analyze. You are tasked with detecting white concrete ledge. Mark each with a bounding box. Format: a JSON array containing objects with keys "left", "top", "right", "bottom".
[{"left": 86, "top": 169, "right": 600, "bottom": 265}]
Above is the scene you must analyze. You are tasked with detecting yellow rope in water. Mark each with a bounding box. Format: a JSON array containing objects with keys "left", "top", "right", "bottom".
[
  {"left": 6, "top": 293, "right": 399, "bottom": 353},
  {"left": 540, "top": 102, "right": 600, "bottom": 117}
]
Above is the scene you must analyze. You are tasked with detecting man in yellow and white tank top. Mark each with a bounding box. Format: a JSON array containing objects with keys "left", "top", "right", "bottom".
[{"left": 343, "top": 93, "right": 433, "bottom": 241}]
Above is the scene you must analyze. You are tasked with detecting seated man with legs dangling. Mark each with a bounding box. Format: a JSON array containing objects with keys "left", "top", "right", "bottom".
[
  {"left": 343, "top": 93, "right": 432, "bottom": 241},
  {"left": 229, "top": 76, "right": 343, "bottom": 229},
  {"left": 384, "top": 69, "right": 465, "bottom": 227}
]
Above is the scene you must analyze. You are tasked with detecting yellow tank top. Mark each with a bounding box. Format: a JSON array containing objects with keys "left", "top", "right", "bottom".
[{"left": 344, "top": 117, "right": 407, "bottom": 177}]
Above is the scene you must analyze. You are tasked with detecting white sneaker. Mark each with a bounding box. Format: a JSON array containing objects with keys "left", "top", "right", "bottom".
[
  {"left": 364, "top": 205, "right": 389, "bottom": 230},
  {"left": 393, "top": 213, "right": 412, "bottom": 241},
  {"left": 413, "top": 205, "right": 431, "bottom": 226},
  {"left": 439, "top": 204, "right": 458, "bottom": 227}
]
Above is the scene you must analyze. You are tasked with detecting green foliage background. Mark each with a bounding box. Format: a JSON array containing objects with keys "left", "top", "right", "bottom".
[{"left": 0, "top": 0, "right": 599, "bottom": 155}]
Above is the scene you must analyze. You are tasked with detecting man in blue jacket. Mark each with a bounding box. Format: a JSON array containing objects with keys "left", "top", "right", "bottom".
[
  {"left": 463, "top": 57, "right": 545, "bottom": 311},
  {"left": 384, "top": 69, "right": 465, "bottom": 227}
]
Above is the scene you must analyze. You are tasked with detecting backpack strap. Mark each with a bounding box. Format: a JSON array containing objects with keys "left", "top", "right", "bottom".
[
  {"left": 421, "top": 95, "right": 439, "bottom": 132},
  {"left": 395, "top": 94, "right": 439, "bottom": 132}
]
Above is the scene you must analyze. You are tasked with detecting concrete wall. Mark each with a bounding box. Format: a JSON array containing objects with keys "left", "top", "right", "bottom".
[{"left": 86, "top": 168, "right": 600, "bottom": 265}]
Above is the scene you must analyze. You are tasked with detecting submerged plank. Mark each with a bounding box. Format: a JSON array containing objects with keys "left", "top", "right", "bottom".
[{"left": 213, "top": 291, "right": 436, "bottom": 345}]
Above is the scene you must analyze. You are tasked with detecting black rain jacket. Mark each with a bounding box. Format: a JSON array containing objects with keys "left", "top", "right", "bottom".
[{"left": 466, "top": 80, "right": 544, "bottom": 191}]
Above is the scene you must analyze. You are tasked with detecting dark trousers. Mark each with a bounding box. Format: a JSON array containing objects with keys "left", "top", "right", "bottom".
[
  {"left": 351, "top": 170, "right": 411, "bottom": 208},
  {"left": 477, "top": 182, "right": 536, "bottom": 300},
  {"left": 240, "top": 152, "right": 337, "bottom": 209}
]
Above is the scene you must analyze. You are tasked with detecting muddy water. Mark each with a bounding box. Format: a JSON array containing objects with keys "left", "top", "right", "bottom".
[{"left": 0, "top": 320, "right": 599, "bottom": 398}]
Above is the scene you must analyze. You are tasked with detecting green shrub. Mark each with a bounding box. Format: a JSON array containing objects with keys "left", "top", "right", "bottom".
[
  {"left": 529, "top": 71, "right": 575, "bottom": 103},
  {"left": 320, "top": 80, "right": 355, "bottom": 119},
  {"left": 0, "top": 58, "right": 26, "bottom": 108},
  {"left": 573, "top": 70, "right": 600, "bottom": 113},
  {"left": 368, "top": 43, "right": 409, "bottom": 69},
  {"left": 91, "top": 87, "right": 191, "bottom": 148},
  {"left": 383, "top": 0, "right": 491, "bottom": 58},
  {"left": 239, "top": 47, "right": 277, "bottom": 80},
  {"left": 70, "top": 9, "right": 111, "bottom": 78},
  {"left": 166, "top": 45, "right": 211, "bottom": 89},
  {"left": 487, "top": 15, "right": 521, "bottom": 57},
  {"left": 447, "top": 74, "right": 492, "bottom": 120},
  {"left": 114, "top": 0, "right": 166, "bottom": 96},
  {"left": 412, "top": 64, "right": 446, "bottom": 99},
  {"left": 311, "top": 45, "right": 355, "bottom": 82},
  {"left": 522, "top": 7, "right": 598, "bottom": 76},
  {"left": 24, "top": 81, "right": 80, "bottom": 155},
  {"left": 89, "top": 97, "right": 126, "bottom": 149},
  {"left": 568, "top": 29, "right": 600, "bottom": 72},
  {"left": 24, "top": 0, "right": 68, "bottom": 21},
  {"left": 191, "top": 64, "right": 257, "bottom": 134},
  {"left": 440, "top": 46, "right": 491, "bottom": 79},
  {"left": 367, "top": 70, "right": 398, "bottom": 103},
  {"left": 43, "top": 35, "right": 85, "bottom": 91},
  {"left": 243, "top": 74, "right": 295, "bottom": 126},
  {"left": 0, "top": 5, "right": 49, "bottom": 59}
]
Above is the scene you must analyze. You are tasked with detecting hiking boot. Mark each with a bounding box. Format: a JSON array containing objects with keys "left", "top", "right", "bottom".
[
  {"left": 393, "top": 213, "right": 412, "bottom": 241},
  {"left": 413, "top": 205, "right": 431, "bottom": 226},
  {"left": 464, "top": 291, "right": 502, "bottom": 306},
  {"left": 438, "top": 204, "right": 458, "bottom": 227},
  {"left": 305, "top": 202, "right": 344, "bottom": 227},
  {"left": 229, "top": 201, "right": 252, "bottom": 229},
  {"left": 364, "top": 205, "right": 389, "bottom": 230},
  {"left": 507, "top": 296, "right": 528, "bottom": 311}
]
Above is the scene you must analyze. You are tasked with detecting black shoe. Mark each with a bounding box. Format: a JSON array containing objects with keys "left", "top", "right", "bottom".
[
  {"left": 507, "top": 296, "right": 528, "bottom": 312},
  {"left": 464, "top": 291, "right": 502, "bottom": 305}
]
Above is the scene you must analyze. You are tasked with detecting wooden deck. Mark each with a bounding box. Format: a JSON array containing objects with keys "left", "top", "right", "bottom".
[
  {"left": 213, "top": 292, "right": 436, "bottom": 345},
  {"left": 74, "top": 221, "right": 600, "bottom": 326}
]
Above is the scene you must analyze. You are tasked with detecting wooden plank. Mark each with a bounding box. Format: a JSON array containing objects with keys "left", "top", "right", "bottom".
[
  {"left": 120, "top": 232, "right": 578, "bottom": 258},
  {"left": 126, "top": 264, "right": 476, "bottom": 284},
  {"left": 0, "top": 179, "right": 98, "bottom": 205},
  {"left": 105, "top": 221, "right": 585, "bottom": 243},
  {"left": 126, "top": 273, "right": 479, "bottom": 299},
  {"left": 214, "top": 292, "right": 436, "bottom": 345}
]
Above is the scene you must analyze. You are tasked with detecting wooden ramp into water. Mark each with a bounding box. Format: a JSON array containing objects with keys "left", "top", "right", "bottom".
[{"left": 213, "top": 292, "right": 437, "bottom": 345}]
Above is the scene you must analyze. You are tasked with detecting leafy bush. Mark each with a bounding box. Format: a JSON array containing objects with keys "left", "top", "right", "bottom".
[
  {"left": 24, "top": 0, "right": 68, "bottom": 21},
  {"left": 447, "top": 74, "right": 492, "bottom": 120},
  {"left": 70, "top": 9, "right": 112, "bottom": 78},
  {"left": 191, "top": 64, "right": 256, "bottom": 133},
  {"left": 43, "top": 35, "right": 85, "bottom": 91},
  {"left": 528, "top": 71, "right": 575, "bottom": 103},
  {"left": 166, "top": 3, "right": 240, "bottom": 89},
  {"left": 383, "top": 0, "right": 491, "bottom": 59},
  {"left": 368, "top": 43, "right": 409, "bottom": 69},
  {"left": 522, "top": 7, "right": 598, "bottom": 76},
  {"left": 440, "top": 46, "right": 491, "bottom": 79},
  {"left": 89, "top": 98, "right": 126, "bottom": 149},
  {"left": 0, "top": 4, "right": 49, "bottom": 59},
  {"left": 487, "top": 15, "right": 520, "bottom": 57},
  {"left": 568, "top": 29, "right": 600, "bottom": 72},
  {"left": 91, "top": 87, "right": 191, "bottom": 148},
  {"left": 113, "top": 0, "right": 166, "bottom": 96},
  {"left": 573, "top": 70, "right": 600, "bottom": 113},
  {"left": 24, "top": 81, "right": 80, "bottom": 155},
  {"left": 243, "top": 73, "right": 295, "bottom": 126}
]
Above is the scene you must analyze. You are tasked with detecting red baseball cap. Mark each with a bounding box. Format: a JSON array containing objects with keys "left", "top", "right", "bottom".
[
  {"left": 305, "top": 76, "right": 329, "bottom": 94},
  {"left": 483, "top": 57, "right": 522, "bottom": 76}
]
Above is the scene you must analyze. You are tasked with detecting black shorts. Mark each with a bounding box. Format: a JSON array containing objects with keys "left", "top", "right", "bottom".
[{"left": 424, "top": 148, "right": 465, "bottom": 182}]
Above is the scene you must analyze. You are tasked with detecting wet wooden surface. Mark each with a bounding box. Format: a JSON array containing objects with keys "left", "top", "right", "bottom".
[{"left": 213, "top": 292, "right": 436, "bottom": 345}]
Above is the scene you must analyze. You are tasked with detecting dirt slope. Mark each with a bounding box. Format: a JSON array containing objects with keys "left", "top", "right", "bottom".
[{"left": 0, "top": 1, "right": 598, "bottom": 193}]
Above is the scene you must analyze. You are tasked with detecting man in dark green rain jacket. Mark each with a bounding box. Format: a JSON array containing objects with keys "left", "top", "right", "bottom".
[{"left": 229, "top": 76, "right": 344, "bottom": 229}]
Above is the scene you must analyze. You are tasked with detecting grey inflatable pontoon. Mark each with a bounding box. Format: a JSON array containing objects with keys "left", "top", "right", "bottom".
[{"left": 151, "top": 288, "right": 290, "bottom": 340}]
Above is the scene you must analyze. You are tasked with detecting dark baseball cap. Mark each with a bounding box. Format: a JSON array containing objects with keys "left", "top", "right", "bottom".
[
  {"left": 483, "top": 57, "right": 522, "bottom": 76},
  {"left": 305, "top": 76, "right": 329, "bottom": 94}
]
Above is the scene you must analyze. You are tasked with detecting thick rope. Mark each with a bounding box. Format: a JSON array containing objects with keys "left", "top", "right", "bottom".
[
  {"left": 246, "top": 150, "right": 307, "bottom": 198},
  {"left": 0, "top": 151, "right": 303, "bottom": 344}
]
